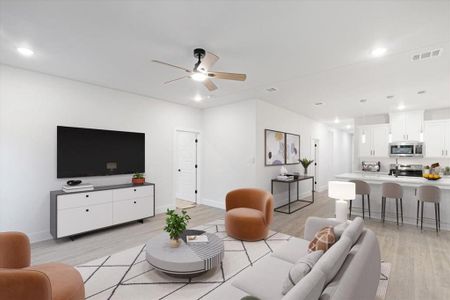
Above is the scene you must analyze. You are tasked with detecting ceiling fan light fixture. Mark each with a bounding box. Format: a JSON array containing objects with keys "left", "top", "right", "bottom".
[{"left": 191, "top": 72, "right": 207, "bottom": 82}]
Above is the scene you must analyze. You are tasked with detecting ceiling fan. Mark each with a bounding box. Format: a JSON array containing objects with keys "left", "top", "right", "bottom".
[{"left": 152, "top": 48, "right": 247, "bottom": 91}]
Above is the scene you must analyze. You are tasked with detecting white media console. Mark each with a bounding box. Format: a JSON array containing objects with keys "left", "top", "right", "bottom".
[{"left": 50, "top": 183, "right": 155, "bottom": 239}]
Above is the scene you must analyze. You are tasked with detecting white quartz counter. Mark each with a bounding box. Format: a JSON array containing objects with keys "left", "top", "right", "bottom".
[{"left": 335, "top": 172, "right": 450, "bottom": 190}]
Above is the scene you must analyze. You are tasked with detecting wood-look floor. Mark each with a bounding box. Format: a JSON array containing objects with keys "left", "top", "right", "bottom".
[{"left": 31, "top": 191, "right": 450, "bottom": 300}]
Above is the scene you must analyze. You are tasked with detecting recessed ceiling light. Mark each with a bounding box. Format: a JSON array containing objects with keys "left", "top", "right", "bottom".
[
  {"left": 194, "top": 95, "right": 202, "bottom": 102},
  {"left": 359, "top": 99, "right": 367, "bottom": 103},
  {"left": 334, "top": 118, "right": 340, "bottom": 124},
  {"left": 17, "top": 47, "right": 34, "bottom": 57},
  {"left": 314, "top": 102, "right": 324, "bottom": 106},
  {"left": 346, "top": 125, "right": 352, "bottom": 129},
  {"left": 386, "top": 95, "right": 395, "bottom": 99},
  {"left": 371, "top": 47, "right": 387, "bottom": 57},
  {"left": 266, "top": 87, "right": 278, "bottom": 92},
  {"left": 397, "top": 104, "right": 405, "bottom": 110},
  {"left": 417, "top": 90, "right": 426, "bottom": 94},
  {"left": 191, "top": 72, "right": 207, "bottom": 82}
]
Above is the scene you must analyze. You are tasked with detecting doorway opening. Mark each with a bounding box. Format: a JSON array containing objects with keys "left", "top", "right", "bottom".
[
  {"left": 175, "top": 130, "right": 198, "bottom": 209},
  {"left": 310, "top": 138, "right": 319, "bottom": 191}
]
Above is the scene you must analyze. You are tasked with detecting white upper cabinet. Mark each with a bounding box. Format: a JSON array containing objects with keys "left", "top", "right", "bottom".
[
  {"left": 389, "top": 110, "right": 424, "bottom": 141},
  {"left": 424, "top": 120, "right": 450, "bottom": 158},
  {"left": 357, "top": 124, "right": 389, "bottom": 158}
]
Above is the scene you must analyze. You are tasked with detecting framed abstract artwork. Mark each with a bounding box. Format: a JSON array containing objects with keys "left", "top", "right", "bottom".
[
  {"left": 285, "top": 133, "right": 300, "bottom": 164},
  {"left": 265, "top": 129, "right": 286, "bottom": 166}
]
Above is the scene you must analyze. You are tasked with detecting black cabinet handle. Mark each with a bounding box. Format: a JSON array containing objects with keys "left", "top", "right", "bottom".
[
  {"left": 85, "top": 195, "right": 89, "bottom": 198},
  {"left": 85, "top": 209, "right": 89, "bottom": 212},
  {"left": 178, "top": 169, "right": 181, "bottom": 172},
  {"left": 134, "top": 189, "right": 136, "bottom": 192},
  {"left": 133, "top": 201, "right": 137, "bottom": 204}
]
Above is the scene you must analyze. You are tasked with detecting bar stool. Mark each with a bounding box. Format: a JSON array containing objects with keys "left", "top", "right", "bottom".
[
  {"left": 381, "top": 182, "right": 403, "bottom": 226},
  {"left": 416, "top": 185, "right": 441, "bottom": 232},
  {"left": 349, "top": 180, "right": 371, "bottom": 219}
]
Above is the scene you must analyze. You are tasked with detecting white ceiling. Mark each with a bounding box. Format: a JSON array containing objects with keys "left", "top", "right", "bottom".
[{"left": 1, "top": 0, "right": 449, "bottom": 129}]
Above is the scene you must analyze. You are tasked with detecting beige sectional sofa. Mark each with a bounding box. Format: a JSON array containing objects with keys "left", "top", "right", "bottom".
[{"left": 211, "top": 216, "right": 381, "bottom": 300}]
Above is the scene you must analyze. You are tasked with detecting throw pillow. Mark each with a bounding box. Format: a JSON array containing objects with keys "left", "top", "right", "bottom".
[
  {"left": 308, "top": 226, "right": 336, "bottom": 252},
  {"left": 281, "top": 250, "right": 324, "bottom": 295},
  {"left": 333, "top": 222, "right": 348, "bottom": 240}
]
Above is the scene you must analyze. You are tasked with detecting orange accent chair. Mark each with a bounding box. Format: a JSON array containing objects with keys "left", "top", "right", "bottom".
[
  {"left": 225, "top": 188, "right": 274, "bottom": 241},
  {"left": 0, "top": 232, "right": 85, "bottom": 300}
]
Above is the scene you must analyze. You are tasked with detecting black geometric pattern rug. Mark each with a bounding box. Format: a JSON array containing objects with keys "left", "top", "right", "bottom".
[{"left": 76, "top": 219, "right": 390, "bottom": 300}]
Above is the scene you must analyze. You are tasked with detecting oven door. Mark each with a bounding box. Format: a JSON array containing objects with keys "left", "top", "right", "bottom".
[{"left": 389, "top": 144, "right": 415, "bottom": 157}]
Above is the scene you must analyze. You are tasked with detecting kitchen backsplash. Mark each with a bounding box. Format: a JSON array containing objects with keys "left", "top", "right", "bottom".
[{"left": 357, "top": 157, "right": 450, "bottom": 173}]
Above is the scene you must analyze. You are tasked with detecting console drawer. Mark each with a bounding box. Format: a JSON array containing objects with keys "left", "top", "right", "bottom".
[
  {"left": 112, "top": 185, "right": 153, "bottom": 202},
  {"left": 113, "top": 197, "right": 154, "bottom": 224},
  {"left": 57, "top": 190, "right": 112, "bottom": 210},
  {"left": 57, "top": 203, "right": 113, "bottom": 238}
]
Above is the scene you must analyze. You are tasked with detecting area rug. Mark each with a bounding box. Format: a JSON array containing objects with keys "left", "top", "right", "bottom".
[{"left": 76, "top": 219, "right": 391, "bottom": 300}]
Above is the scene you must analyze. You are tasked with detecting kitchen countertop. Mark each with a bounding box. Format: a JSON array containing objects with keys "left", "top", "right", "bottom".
[{"left": 335, "top": 172, "right": 450, "bottom": 190}]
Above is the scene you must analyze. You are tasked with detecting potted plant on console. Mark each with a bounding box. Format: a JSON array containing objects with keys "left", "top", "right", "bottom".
[
  {"left": 132, "top": 173, "right": 145, "bottom": 185},
  {"left": 164, "top": 209, "right": 191, "bottom": 248},
  {"left": 299, "top": 158, "right": 314, "bottom": 175}
]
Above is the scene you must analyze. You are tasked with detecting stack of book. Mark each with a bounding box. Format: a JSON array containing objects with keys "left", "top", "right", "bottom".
[
  {"left": 62, "top": 183, "right": 94, "bottom": 193},
  {"left": 186, "top": 234, "right": 209, "bottom": 244},
  {"left": 277, "top": 175, "right": 294, "bottom": 181}
]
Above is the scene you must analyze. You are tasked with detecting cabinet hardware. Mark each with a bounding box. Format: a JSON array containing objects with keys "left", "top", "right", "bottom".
[
  {"left": 442, "top": 150, "right": 445, "bottom": 156},
  {"left": 85, "top": 209, "right": 89, "bottom": 212},
  {"left": 85, "top": 195, "right": 89, "bottom": 198},
  {"left": 134, "top": 201, "right": 137, "bottom": 204},
  {"left": 134, "top": 189, "right": 136, "bottom": 192}
]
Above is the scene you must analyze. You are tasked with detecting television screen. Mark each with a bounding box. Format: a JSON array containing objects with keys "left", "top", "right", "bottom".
[{"left": 57, "top": 126, "right": 145, "bottom": 178}]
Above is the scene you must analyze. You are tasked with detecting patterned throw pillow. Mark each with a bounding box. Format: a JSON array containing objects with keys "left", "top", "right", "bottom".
[
  {"left": 281, "top": 250, "right": 324, "bottom": 295},
  {"left": 308, "top": 226, "right": 336, "bottom": 252}
]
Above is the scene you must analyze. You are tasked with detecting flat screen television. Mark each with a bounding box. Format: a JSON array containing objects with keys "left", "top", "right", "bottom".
[{"left": 57, "top": 126, "right": 145, "bottom": 178}]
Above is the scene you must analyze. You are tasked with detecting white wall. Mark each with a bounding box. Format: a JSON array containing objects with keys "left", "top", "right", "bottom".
[
  {"left": 255, "top": 100, "right": 352, "bottom": 207},
  {"left": 201, "top": 100, "right": 257, "bottom": 208},
  {"left": 0, "top": 65, "right": 202, "bottom": 242},
  {"left": 201, "top": 99, "right": 353, "bottom": 209}
]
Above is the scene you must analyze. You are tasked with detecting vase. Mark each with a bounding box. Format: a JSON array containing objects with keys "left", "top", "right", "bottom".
[
  {"left": 169, "top": 238, "right": 181, "bottom": 248},
  {"left": 303, "top": 168, "right": 308, "bottom": 176}
]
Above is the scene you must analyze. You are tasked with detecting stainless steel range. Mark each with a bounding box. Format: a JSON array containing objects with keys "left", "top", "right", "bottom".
[{"left": 388, "top": 164, "right": 423, "bottom": 177}]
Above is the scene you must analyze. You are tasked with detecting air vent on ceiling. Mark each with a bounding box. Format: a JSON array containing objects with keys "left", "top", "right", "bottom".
[{"left": 411, "top": 48, "right": 442, "bottom": 62}]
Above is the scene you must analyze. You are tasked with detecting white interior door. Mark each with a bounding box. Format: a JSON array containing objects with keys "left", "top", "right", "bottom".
[
  {"left": 176, "top": 131, "right": 198, "bottom": 203},
  {"left": 310, "top": 139, "right": 319, "bottom": 190}
]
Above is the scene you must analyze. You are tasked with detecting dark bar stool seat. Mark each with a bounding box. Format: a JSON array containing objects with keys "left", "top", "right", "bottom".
[
  {"left": 416, "top": 185, "right": 441, "bottom": 232},
  {"left": 349, "top": 180, "right": 371, "bottom": 219},
  {"left": 381, "top": 182, "right": 403, "bottom": 226}
]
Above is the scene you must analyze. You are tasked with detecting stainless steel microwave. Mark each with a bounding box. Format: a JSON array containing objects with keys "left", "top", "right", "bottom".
[{"left": 389, "top": 142, "right": 424, "bottom": 157}]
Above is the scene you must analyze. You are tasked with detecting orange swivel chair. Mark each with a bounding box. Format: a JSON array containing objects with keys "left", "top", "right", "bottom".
[
  {"left": 225, "top": 188, "right": 274, "bottom": 241},
  {"left": 0, "top": 232, "right": 85, "bottom": 300}
]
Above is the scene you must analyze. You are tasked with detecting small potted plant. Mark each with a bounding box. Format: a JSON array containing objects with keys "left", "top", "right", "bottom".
[
  {"left": 444, "top": 166, "right": 450, "bottom": 176},
  {"left": 299, "top": 158, "right": 314, "bottom": 175},
  {"left": 132, "top": 173, "right": 145, "bottom": 185},
  {"left": 164, "top": 209, "right": 191, "bottom": 248}
]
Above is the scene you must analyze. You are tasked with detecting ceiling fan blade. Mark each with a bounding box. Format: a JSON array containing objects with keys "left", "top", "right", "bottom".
[
  {"left": 152, "top": 60, "right": 191, "bottom": 73},
  {"left": 203, "top": 79, "right": 218, "bottom": 91},
  {"left": 163, "top": 76, "right": 189, "bottom": 84},
  {"left": 198, "top": 51, "right": 219, "bottom": 72},
  {"left": 208, "top": 71, "right": 247, "bottom": 81}
]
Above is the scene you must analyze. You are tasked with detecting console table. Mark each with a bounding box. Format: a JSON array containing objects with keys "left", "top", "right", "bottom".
[
  {"left": 50, "top": 183, "right": 155, "bottom": 239},
  {"left": 272, "top": 176, "right": 315, "bottom": 214}
]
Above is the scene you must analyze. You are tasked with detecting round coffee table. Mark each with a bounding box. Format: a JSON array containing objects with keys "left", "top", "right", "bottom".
[{"left": 145, "top": 232, "right": 224, "bottom": 277}]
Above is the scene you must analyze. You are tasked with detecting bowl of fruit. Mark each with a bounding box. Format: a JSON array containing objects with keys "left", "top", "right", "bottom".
[{"left": 423, "top": 173, "right": 441, "bottom": 180}]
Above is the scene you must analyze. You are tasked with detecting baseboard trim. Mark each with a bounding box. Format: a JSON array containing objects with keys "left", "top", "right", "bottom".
[
  {"left": 200, "top": 198, "right": 225, "bottom": 210},
  {"left": 155, "top": 204, "right": 176, "bottom": 214},
  {"left": 29, "top": 230, "right": 52, "bottom": 244}
]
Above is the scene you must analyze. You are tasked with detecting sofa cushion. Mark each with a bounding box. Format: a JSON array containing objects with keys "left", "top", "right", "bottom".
[
  {"left": 308, "top": 227, "right": 336, "bottom": 252},
  {"left": 313, "top": 236, "right": 352, "bottom": 284},
  {"left": 333, "top": 222, "right": 348, "bottom": 240},
  {"left": 272, "top": 237, "right": 309, "bottom": 264},
  {"left": 342, "top": 217, "right": 364, "bottom": 245},
  {"left": 282, "top": 268, "right": 327, "bottom": 300},
  {"left": 282, "top": 250, "right": 324, "bottom": 295},
  {"left": 232, "top": 256, "right": 292, "bottom": 300}
]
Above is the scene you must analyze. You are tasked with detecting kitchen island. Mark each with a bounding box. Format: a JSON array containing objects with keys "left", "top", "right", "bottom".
[{"left": 335, "top": 173, "right": 449, "bottom": 230}]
